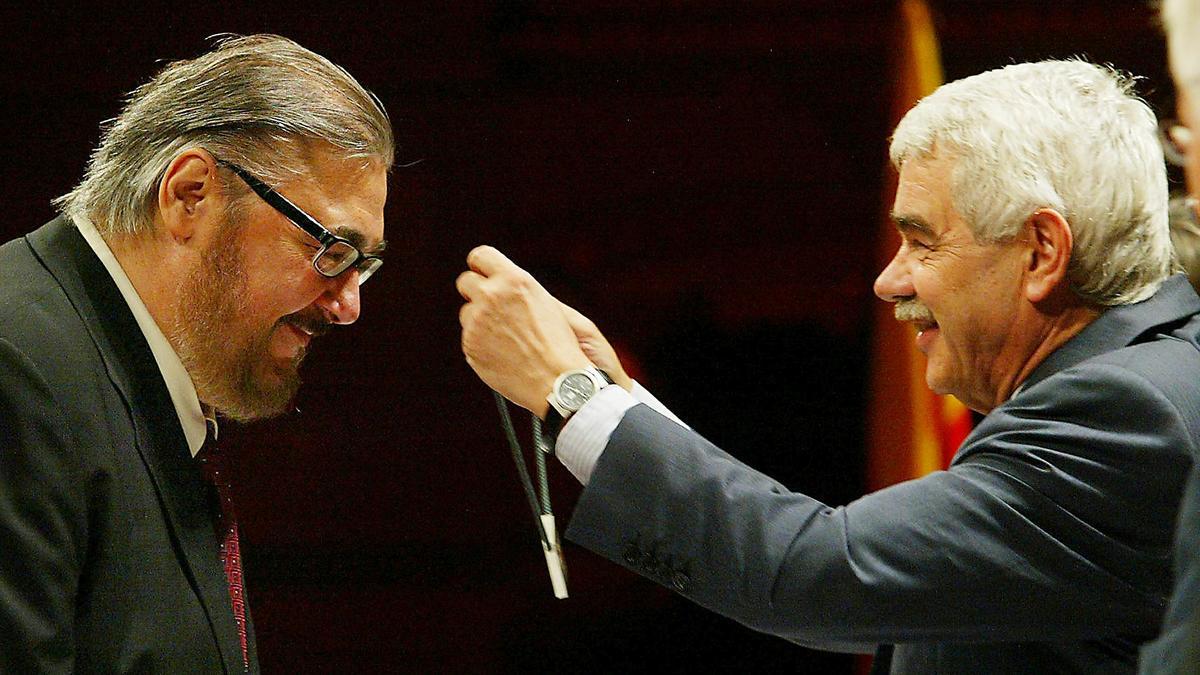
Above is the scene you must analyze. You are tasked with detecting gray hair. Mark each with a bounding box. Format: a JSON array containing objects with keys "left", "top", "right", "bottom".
[
  {"left": 890, "top": 60, "right": 1172, "bottom": 306},
  {"left": 55, "top": 34, "right": 394, "bottom": 236},
  {"left": 1164, "top": 0, "right": 1200, "bottom": 100}
]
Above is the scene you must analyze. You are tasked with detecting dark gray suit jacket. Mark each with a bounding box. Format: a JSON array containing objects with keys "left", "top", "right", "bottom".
[
  {"left": 567, "top": 274, "right": 1200, "bottom": 674},
  {"left": 0, "top": 217, "right": 258, "bottom": 673},
  {"left": 1140, "top": 458, "right": 1200, "bottom": 674}
]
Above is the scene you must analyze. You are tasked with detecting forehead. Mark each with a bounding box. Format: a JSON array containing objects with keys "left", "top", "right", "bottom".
[
  {"left": 893, "top": 153, "right": 964, "bottom": 235},
  {"left": 286, "top": 157, "right": 388, "bottom": 249}
]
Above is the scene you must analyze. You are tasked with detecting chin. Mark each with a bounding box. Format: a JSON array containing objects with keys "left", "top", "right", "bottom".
[
  {"left": 215, "top": 359, "right": 302, "bottom": 423},
  {"left": 923, "top": 368, "right": 955, "bottom": 397}
]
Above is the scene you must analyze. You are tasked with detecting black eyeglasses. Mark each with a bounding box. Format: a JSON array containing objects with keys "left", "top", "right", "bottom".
[{"left": 217, "top": 159, "right": 383, "bottom": 284}]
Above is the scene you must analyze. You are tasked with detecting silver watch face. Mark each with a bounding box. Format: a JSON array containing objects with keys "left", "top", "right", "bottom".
[{"left": 557, "top": 372, "right": 597, "bottom": 411}]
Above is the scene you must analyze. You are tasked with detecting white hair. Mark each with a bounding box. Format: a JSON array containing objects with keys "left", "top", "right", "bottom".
[
  {"left": 1164, "top": 0, "right": 1200, "bottom": 99},
  {"left": 55, "top": 34, "right": 394, "bottom": 237},
  {"left": 890, "top": 60, "right": 1172, "bottom": 306}
]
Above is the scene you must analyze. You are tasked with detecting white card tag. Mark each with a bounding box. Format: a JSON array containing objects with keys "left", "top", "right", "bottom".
[{"left": 540, "top": 514, "right": 568, "bottom": 599}]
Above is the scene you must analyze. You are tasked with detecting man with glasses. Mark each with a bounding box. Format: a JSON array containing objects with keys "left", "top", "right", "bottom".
[
  {"left": 1143, "top": 2, "right": 1200, "bottom": 672},
  {"left": 0, "top": 35, "right": 392, "bottom": 673}
]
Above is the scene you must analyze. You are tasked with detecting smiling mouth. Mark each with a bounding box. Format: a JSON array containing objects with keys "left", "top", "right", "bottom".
[
  {"left": 282, "top": 316, "right": 331, "bottom": 339},
  {"left": 912, "top": 319, "right": 941, "bottom": 353}
]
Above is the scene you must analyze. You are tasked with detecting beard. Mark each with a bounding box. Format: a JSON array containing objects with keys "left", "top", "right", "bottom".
[{"left": 169, "top": 212, "right": 313, "bottom": 422}]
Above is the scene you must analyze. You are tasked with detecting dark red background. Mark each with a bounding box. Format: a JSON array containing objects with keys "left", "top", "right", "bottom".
[{"left": 0, "top": 2, "right": 1175, "bottom": 672}]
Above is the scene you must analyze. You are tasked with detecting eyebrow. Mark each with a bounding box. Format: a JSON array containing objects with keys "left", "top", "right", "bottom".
[
  {"left": 334, "top": 226, "right": 387, "bottom": 257},
  {"left": 891, "top": 214, "right": 937, "bottom": 239}
]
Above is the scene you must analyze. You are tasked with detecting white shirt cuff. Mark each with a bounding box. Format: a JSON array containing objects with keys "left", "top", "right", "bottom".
[
  {"left": 554, "top": 380, "right": 688, "bottom": 484},
  {"left": 630, "top": 381, "right": 689, "bottom": 429}
]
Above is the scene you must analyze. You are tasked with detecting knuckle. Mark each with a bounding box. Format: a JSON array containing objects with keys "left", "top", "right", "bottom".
[
  {"left": 460, "top": 331, "right": 478, "bottom": 357},
  {"left": 508, "top": 270, "right": 537, "bottom": 295},
  {"left": 476, "top": 283, "right": 499, "bottom": 303},
  {"left": 467, "top": 245, "right": 496, "bottom": 267}
]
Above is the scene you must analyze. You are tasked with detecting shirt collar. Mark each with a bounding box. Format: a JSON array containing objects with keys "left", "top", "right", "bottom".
[{"left": 74, "top": 215, "right": 211, "bottom": 457}]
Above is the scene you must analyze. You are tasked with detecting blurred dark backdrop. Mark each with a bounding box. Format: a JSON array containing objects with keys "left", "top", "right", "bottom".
[{"left": 0, "top": 2, "right": 1175, "bottom": 672}]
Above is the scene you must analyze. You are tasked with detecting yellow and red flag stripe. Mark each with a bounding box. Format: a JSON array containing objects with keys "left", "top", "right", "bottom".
[{"left": 866, "top": 0, "right": 973, "bottom": 493}]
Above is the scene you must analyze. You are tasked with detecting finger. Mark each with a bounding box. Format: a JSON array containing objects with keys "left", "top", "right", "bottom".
[
  {"left": 456, "top": 270, "right": 483, "bottom": 300},
  {"left": 466, "top": 245, "right": 516, "bottom": 277},
  {"left": 558, "top": 300, "right": 597, "bottom": 333},
  {"left": 462, "top": 351, "right": 482, "bottom": 378}
]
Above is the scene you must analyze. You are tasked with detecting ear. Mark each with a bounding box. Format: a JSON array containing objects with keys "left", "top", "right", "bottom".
[
  {"left": 1022, "top": 208, "right": 1073, "bottom": 303},
  {"left": 157, "top": 148, "right": 224, "bottom": 245}
]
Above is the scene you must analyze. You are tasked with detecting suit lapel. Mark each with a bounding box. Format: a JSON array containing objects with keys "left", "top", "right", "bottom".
[
  {"left": 1019, "top": 274, "right": 1200, "bottom": 393},
  {"left": 26, "top": 216, "right": 248, "bottom": 674}
]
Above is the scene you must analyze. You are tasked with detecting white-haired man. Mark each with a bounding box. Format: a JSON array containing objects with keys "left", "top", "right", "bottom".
[
  {"left": 0, "top": 35, "right": 392, "bottom": 673},
  {"left": 1142, "top": 1, "right": 1200, "bottom": 672},
  {"left": 459, "top": 60, "right": 1200, "bottom": 673}
]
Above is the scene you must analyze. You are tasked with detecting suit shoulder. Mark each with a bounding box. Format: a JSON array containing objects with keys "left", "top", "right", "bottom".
[
  {"left": 0, "top": 235, "right": 105, "bottom": 374},
  {"left": 1081, "top": 338, "right": 1200, "bottom": 441},
  {"left": 0, "top": 235, "right": 122, "bottom": 436},
  {"left": 1017, "top": 335, "right": 1200, "bottom": 423}
]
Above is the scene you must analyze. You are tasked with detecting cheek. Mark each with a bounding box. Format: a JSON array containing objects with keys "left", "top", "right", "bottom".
[
  {"left": 1187, "top": 153, "right": 1200, "bottom": 202},
  {"left": 242, "top": 263, "right": 324, "bottom": 322},
  {"left": 919, "top": 283, "right": 986, "bottom": 358},
  {"left": 908, "top": 263, "right": 939, "bottom": 300}
]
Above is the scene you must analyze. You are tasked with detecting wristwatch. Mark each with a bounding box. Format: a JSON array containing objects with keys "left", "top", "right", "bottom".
[{"left": 542, "top": 366, "right": 614, "bottom": 442}]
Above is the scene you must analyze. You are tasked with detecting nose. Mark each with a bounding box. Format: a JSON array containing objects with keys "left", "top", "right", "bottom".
[
  {"left": 874, "top": 247, "right": 914, "bottom": 303},
  {"left": 317, "top": 269, "right": 362, "bottom": 325}
]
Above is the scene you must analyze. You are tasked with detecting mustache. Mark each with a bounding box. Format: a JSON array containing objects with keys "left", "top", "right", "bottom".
[
  {"left": 894, "top": 299, "right": 935, "bottom": 323},
  {"left": 281, "top": 311, "right": 333, "bottom": 338}
]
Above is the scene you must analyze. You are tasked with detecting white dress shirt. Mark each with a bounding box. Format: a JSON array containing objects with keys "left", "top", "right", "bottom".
[
  {"left": 74, "top": 216, "right": 211, "bottom": 456},
  {"left": 555, "top": 381, "right": 688, "bottom": 484}
]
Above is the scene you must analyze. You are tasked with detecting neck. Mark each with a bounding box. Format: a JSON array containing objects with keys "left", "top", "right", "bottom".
[
  {"left": 104, "top": 230, "right": 185, "bottom": 342},
  {"left": 982, "top": 302, "right": 1100, "bottom": 412}
]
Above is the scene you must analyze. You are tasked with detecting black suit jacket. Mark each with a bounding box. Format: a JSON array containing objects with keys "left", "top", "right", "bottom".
[
  {"left": 0, "top": 217, "right": 258, "bottom": 673},
  {"left": 567, "top": 274, "right": 1200, "bottom": 674}
]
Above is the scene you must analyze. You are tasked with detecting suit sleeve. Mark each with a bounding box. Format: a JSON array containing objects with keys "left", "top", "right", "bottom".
[
  {"left": 565, "top": 361, "right": 1192, "bottom": 649},
  {"left": 0, "top": 338, "right": 88, "bottom": 674}
]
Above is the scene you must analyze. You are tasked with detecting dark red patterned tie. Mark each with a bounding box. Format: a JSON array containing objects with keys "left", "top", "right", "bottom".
[{"left": 198, "top": 442, "right": 250, "bottom": 672}]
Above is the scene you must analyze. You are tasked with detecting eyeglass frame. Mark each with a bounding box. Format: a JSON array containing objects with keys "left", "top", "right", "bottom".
[{"left": 215, "top": 159, "right": 384, "bottom": 284}]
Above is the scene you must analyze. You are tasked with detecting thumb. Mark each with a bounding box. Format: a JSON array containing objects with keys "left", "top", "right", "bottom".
[{"left": 559, "top": 301, "right": 598, "bottom": 336}]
